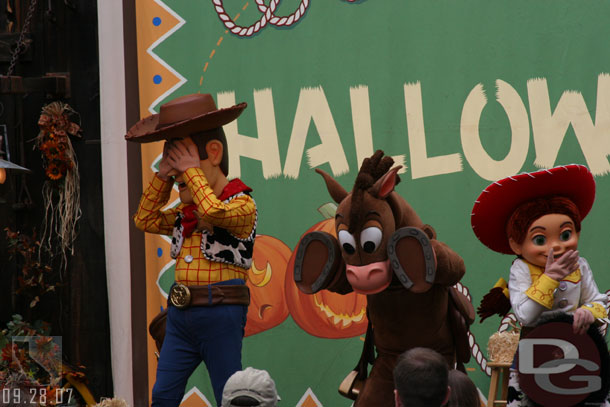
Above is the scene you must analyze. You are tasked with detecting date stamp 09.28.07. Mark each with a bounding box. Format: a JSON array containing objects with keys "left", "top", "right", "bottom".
[
  {"left": 1, "top": 386, "right": 74, "bottom": 406},
  {"left": 1, "top": 335, "right": 73, "bottom": 406}
]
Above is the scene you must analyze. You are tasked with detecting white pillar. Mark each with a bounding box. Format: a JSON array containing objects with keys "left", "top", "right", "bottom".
[{"left": 97, "top": 1, "right": 134, "bottom": 405}]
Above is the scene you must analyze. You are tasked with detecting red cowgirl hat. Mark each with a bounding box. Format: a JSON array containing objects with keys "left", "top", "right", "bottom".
[
  {"left": 471, "top": 164, "right": 595, "bottom": 254},
  {"left": 125, "top": 93, "right": 247, "bottom": 143}
]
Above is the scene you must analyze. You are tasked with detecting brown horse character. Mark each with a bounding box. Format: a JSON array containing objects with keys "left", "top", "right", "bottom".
[{"left": 293, "top": 151, "right": 474, "bottom": 407}]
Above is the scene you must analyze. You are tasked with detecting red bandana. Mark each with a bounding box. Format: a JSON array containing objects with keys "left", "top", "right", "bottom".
[
  {"left": 218, "top": 178, "right": 253, "bottom": 201},
  {"left": 181, "top": 204, "right": 199, "bottom": 238},
  {"left": 181, "top": 179, "right": 252, "bottom": 238}
]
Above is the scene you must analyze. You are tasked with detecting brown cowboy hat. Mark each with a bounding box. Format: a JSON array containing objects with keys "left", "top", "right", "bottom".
[{"left": 125, "top": 93, "right": 247, "bottom": 143}]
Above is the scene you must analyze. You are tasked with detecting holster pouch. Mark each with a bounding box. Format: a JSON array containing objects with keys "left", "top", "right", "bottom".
[
  {"left": 338, "top": 370, "right": 366, "bottom": 401},
  {"left": 338, "top": 320, "right": 375, "bottom": 400},
  {"left": 149, "top": 309, "right": 167, "bottom": 353}
]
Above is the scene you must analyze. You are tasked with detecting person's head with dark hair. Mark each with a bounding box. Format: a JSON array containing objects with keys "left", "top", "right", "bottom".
[
  {"left": 446, "top": 370, "right": 480, "bottom": 407},
  {"left": 190, "top": 127, "right": 230, "bottom": 176},
  {"left": 393, "top": 347, "right": 450, "bottom": 407}
]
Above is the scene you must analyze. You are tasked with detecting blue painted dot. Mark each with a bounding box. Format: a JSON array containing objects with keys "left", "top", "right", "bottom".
[
  {"left": 157, "top": 248, "right": 163, "bottom": 257},
  {"left": 153, "top": 17, "right": 162, "bottom": 26},
  {"left": 153, "top": 75, "right": 162, "bottom": 84}
]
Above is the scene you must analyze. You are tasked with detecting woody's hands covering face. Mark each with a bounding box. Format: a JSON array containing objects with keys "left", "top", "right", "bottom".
[
  {"left": 166, "top": 138, "right": 201, "bottom": 174},
  {"left": 157, "top": 142, "right": 174, "bottom": 180},
  {"left": 543, "top": 248, "right": 579, "bottom": 281}
]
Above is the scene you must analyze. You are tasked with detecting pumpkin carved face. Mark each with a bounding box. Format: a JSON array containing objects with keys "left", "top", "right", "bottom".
[
  {"left": 285, "top": 219, "right": 368, "bottom": 339},
  {"left": 245, "top": 235, "right": 291, "bottom": 337}
]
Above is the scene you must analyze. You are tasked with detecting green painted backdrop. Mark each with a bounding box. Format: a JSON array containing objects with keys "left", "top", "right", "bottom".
[{"left": 138, "top": 0, "right": 610, "bottom": 405}]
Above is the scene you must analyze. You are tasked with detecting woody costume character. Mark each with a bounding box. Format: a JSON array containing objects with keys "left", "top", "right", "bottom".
[
  {"left": 471, "top": 164, "right": 608, "bottom": 406},
  {"left": 126, "top": 94, "right": 256, "bottom": 407}
]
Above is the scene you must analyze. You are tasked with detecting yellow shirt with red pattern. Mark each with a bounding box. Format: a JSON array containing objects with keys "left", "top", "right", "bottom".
[{"left": 134, "top": 167, "right": 256, "bottom": 285}]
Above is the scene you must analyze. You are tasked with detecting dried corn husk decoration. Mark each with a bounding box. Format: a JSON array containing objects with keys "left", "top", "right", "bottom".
[
  {"left": 34, "top": 102, "right": 82, "bottom": 271},
  {"left": 488, "top": 322, "right": 520, "bottom": 363}
]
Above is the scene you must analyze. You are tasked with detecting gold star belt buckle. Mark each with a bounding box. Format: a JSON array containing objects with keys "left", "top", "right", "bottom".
[{"left": 169, "top": 283, "right": 191, "bottom": 309}]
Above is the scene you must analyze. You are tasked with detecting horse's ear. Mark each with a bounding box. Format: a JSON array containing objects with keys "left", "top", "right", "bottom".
[
  {"left": 315, "top": 168, "right": 348, "bottom": 203},
  {"left": 371, "top": 166, "right": 401, "bottom": 199}
]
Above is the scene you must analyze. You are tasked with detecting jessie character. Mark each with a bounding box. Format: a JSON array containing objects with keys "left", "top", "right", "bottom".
[
  {"left": 126, "top": 94, "right": 257, "bottom": 407},
  {"left": 471, "top": 164, "right": 607, "bottom": 334}
]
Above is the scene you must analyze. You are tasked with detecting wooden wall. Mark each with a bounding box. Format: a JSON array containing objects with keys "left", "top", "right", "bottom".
[{"left": 0, "top": 0, "right": 112, "bottom": 399}]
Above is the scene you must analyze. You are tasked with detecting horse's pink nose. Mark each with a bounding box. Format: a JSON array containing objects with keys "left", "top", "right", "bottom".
[
  {"left": 346, "top": 267, "right": 383, "bottom": 281},
  {"left": 346, "top": 260, "right": 392, "bottom": 295}
]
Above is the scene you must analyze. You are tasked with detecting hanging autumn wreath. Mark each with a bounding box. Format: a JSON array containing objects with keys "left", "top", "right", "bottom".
[{"left": 34, "top": 102, "right": 82, "bottom": 270}]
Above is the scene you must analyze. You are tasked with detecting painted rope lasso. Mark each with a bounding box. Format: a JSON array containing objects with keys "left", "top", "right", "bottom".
[{"left": 212, "top": 0, "right": 310, "bottom": 37}]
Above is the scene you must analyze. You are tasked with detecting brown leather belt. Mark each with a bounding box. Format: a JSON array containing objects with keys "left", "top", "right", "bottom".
[{"left": 168, "top": 283, "right": 250, "bottom": 309}]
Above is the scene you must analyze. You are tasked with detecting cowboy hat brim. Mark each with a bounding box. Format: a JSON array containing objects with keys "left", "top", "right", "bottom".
[
  {"left": 471, "top": 164, "right": 595, "bottom": 254},
  {"left": 124, "top": 102, "right": 247, "bottom": 143}
]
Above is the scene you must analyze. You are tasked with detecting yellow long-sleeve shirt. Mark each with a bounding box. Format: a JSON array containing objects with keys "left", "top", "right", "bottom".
[{"left": 134, "top": 167, "right": 256, "bottom": 285}]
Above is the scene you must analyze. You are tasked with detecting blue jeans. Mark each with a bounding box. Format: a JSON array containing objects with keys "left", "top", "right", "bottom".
[{"left": 151, "top": 279, "right": 248, "bottom": 407}]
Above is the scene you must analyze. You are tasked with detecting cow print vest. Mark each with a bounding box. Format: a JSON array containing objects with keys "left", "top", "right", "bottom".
[{"left": 170, "top": 192, "right": 257, "bottom": 270}]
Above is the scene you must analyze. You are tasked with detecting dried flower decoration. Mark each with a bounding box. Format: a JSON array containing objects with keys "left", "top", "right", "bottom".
[
  {"left": 34, "top": 102, "right": 82, "bottom": 270},
  {"left": 5, "top": 227, "right": 60, "bottom": 308},
  {"left": 36, "top": 103, "right": 80, "bottom": 183}
]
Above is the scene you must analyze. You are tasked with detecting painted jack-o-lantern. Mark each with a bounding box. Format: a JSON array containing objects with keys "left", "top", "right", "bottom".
[
  {"left": 285, "top": 217, "right": 368, "bottom": 339},
  {"left": 245, "top": 234, "right": 291, "bottom": 337}
]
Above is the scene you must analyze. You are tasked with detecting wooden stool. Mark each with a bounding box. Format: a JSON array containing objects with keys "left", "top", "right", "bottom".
[{"left": 487, "top": 362, "right": 512, "bottom": 406}]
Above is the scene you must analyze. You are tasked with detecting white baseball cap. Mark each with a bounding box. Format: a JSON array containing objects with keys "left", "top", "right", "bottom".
[{"left": 222, "top": 367, "right": 280, "bottom": 407}]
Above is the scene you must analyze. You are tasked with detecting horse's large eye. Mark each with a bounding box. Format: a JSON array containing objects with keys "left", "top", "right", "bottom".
[
  {"left": 360, "top": 227, "right": 382, "bottom": 253},
  {"left": 338, "top": 230, "right": 357, "bottom": 255}
]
